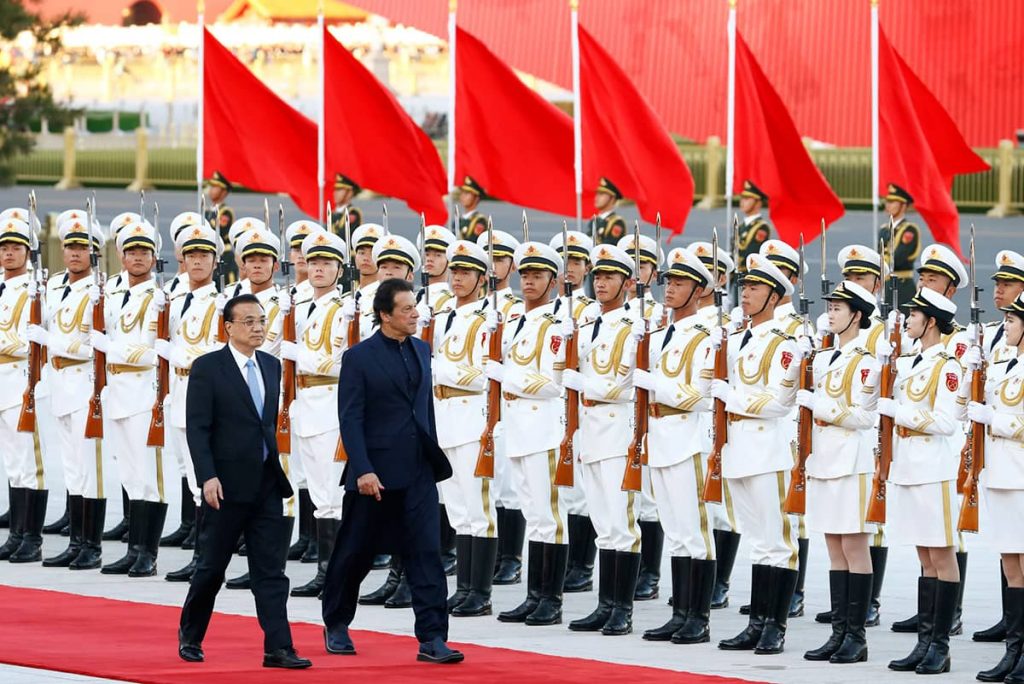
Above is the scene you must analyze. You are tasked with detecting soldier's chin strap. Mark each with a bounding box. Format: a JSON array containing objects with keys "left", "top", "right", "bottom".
[
  {"left": 751, "top": 289, "right": 775, "bottom": 319},
  {"left": 835, "top": 310, "right": 858, "bottom": 338},
  {"left": 1010, "top": 317, "right": 1024, "bottom": 348},
  {"left": 671, "top": 281, "right": 701, "bottom": 314}
]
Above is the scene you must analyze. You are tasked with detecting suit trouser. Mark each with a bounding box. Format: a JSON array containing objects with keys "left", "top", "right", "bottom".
[
  {"left": 55, "top": 408, "right": 103, "bottom": 499},
  {"left": 582, "top": 457, "right": 641, "bottom": 553},
  {"left": 105, "top": 411, "right": 163, "bottom": 502},
  {"left": 179, "top": 460, "right": 293, "bottom": 651},
  {"left": 294, "top": 429, "right": 343, "bottom": 520},
  {"left": 0, "top": 404, "right": 43, "bottom": 490},
  {"left": 511, "top": 449, "right": 567, "bottom": 545},
  {"left": 322, "top": 474, "right": 448, "bottom": 643},
  {"left": 169, "top": 426, "right": 200, "bottom": 506},
  {"left": 651, "top": 459, "right": 714, "bottom": 559},
  {"left": 727, "top": 470, "right": 799, "bottom": 569},
  {"left": 439, "top": 441, "right": 497, "bottom": 538}
]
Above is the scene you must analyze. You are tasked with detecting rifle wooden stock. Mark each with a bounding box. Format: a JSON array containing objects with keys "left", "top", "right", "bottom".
[
  {"left": 146, "top": 303, "right": 170, "bottom": 447},
  {"left": 784, "top": 354, "right": 814, "bottom": 515},
  {"left": 420, "top": 319, "right": 435, "bottom": 353},
  {"left": 702, "top": 332, "right": 728, "bottom": 503},
  {"left": 820, "top": 331, "right": 835, "bottom": 349},
  {"left": 275, "top": 304, "right": 296, "bottom": 455},
  {"left": 554, "top": 328, "right": 579, "bottom": 488},
  {"left": 84, "top": 295, "right": 106, "bottom": 439},
  {"left": 217, "top": 313, "right": 227, "bottom": 343},
  {"left": 333, "top": 435, "right": 347, "bottom": 462},
  {"left": 866, "top": 338, "right": 899, "bottom": 524},
  {"left": 958, "top": 361, "right": 987, "bottom": 532},
  {"left": 16, "top": 291, "right": 42, "bottom": 434},
  {"left": 621, "top": 323, "right": 650, "bottom": 492},
  {"left": 475, "top": 320, "right": 503, "bottom": 479},
  {"left": 348, "top": 310, "right": 360, "bottom": 347}
]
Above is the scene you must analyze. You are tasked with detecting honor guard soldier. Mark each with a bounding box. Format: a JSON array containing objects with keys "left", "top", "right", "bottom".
[
  {"left": 711, "top": 253, "right": 801, "bottom": 655},
  {"left": 0, "top": 218, "right": 48, "bottom": 563},
  {"left": 417, "top": 225, "right": 456, "bottom": 313},
  {"left": 90, "top": 220, "right": 167, "bottom": 578},
  {"left": 550, "top": 230, "right": 599, "bottom": 323},
  {"left": 879, "top": 288, "right": 963, "bottom": 675},
  {"left": 457, "top": 176, "right": 488, "bottom": 241},
  {"left": 33, "top": 217, "right": 108, "bottom": 571},
  {"left": 105, "top": 212, "right": 141, "bottom": 297},
  {"left": 286, "top": 220, "right": 320, "bottom": 313},
  {"left": 279, "top": 231, "right": 349, "bottom": 599},
  {"left": 879, "top": 183, "right": 920, "bottom": 307},
  {"left": 165, "top": 212, "right": 203, "bottom": 298},
  {"left": 689, "top": 241, "right": 743, "bottom": 610},
  {"left": 618, "top": 233, "right": 665, "bottom": 324},
  {"left": 432, "top": 239, "right": 498, "bottom": 617},
  {"left": 330, "top": 173, "right": 363, "bottom": 237},
  {"left": 159, "top": 224, "right": 225, "bottom": 582},
  {"left": 633, "top": 247, "right": 718, "bottom": 644},
  {"left": 589, "top": 177, "right": 627, "bottom": 246},
  {"left": 736, "top": 180, "right": 773, "bottom": 276},
  {"left": 225, "top": 217, "right": 265, "bottom": 296},
  {"left": 562, "top": 244, "right": 644, "bottom": 636},
  {"left": 233, "top": 229, "right": 283, "bottom": 356},
  {"left": 985, "top": 251, "right": 1024, "bottom": 363},
  {"left": 798, "top": 281, "right": 880, "bottom": 665},
  {"left": 347, "top": 224, "right": 383, "bottom": 341},
  {"left": 203, "top": 171, "right": 235, "bottom": 244}
]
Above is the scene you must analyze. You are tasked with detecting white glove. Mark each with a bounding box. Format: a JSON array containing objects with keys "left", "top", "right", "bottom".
[
  {"left": 26, "top": 324, "right": 48, "bottom": 346},
  {"left": 796, "top": 389, "right": 815, "bottom": 410},
  {"left": 965, "top": 323, "right": 977, "bottom": 342},
  {"left": 710, "top": 379, "right": 731, "bottom": 402},
  {"left": 875, "top": 338, "right": 894, "bottom": 363},
  {"left": 89, "top": 330, "right": 109, "bottom": 354},
  {"left": 887, "top": 310, "right": 900, "bottom": 330},
  {"left": 485, "top": 361, "right": 505, "bottom": 383},
  {"left": 154, "top": 339, "right": 172, "bottom": 361},
  {"left": 279, "top": 340, "right": 299, "bottom": 362},
  {"left": 877, "top": 397, "right": 897, "bottom": 418},
  {"left": 169, "top": 345, "right": 191, "bottom": 369},
  {"left": 630, "top": 318, "right": 647, "bottom": 342},
  {"left": 709, "top": 326, "right": 725, "bottom": 350},
  {"left": 962, "top": 344, "right": 983, "bottom": 371},
  {"left": 484, "top": 308, "right": 499, "bottom": 334},
  {"left": 150, "top": 288, "right": 166, "bottom": 311},
  {"left": 27, "top": 278, "right": 38, "bottom": 298},
  {"left": 815, "top": 312, "right": 830, "bottom": 335},
  {"left": 632, "top": 369, "right": 656, "bottom": 392},
  {"left": 796, "top": 335, "right": 813, "bottom": 360},
  {"left": 562, "top": 369, "right": 584, "bottom": 393},
  {"left": 341, "top": 297, "right": 357, "bottom": 322},
  {"left": 278, "top": 294, "right": 292, "bottom": 315},
  {"left": 415, "top": 301, "right": 432, "bottom": 328},
  {"left": 560, "top": 316, "right": 576, "bottom": 339},
  {"left": 214, "top": 292, "right": 229, "bottom": 314},
  {"left": 86, "top": 284, "right": 101, "bottom": 305},
  {"left": 967, "top": 401, "right": 994, "bottom": 426}
]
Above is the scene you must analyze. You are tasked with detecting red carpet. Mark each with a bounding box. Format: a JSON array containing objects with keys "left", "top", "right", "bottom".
[{"left": 0, "top": 585, "right": 762, "bottom": 683}]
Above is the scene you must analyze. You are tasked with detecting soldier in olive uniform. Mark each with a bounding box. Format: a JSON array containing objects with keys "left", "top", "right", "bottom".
[
  {"left": 879, "top": 183, "right": 921, "bottom": 307},
  {"left": 330, "top": 172, "right": 363, "bottom": 237},
  {"left": 457, "top": 176, "right": 488, "bottom": 241},
  {"left": 203, "top": 171, "right": 238, "bottom": 285},
  {"left": 588, "top": 177, "right": 627, "bottom": 247},
  {"left": 735, "top": 180, "right": 773, "bottom": 279}
]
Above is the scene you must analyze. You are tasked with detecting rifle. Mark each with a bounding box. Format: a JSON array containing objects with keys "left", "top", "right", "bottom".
[
  {"left": 958, "top": 225, "right": 985, "bottom": 532},
  {"left": 622, "top": 221, "right": 650, "bottom": 492},
  {"left": 703, "top": 228, "right": 728, "bottom": 503},
  {"left": 215, "top": 202, "right": 228, "bottom": 343},
  {"left": 276, "top": 204, "right": 295, "bottom": 456},
  {"left": 345, "top": 204, "right": 361, "bottom": 345},
  {"left": 729, "top": 214, "right": 741, "bottom": 305},
  {"left": 147, "top": 203, "right": 169, "bottom": 447},
  {"left": 84, "top": 196, "right": 106, "bottom": 439},
  {"left": 784, "top": 236, "right": 813, "bottom": 514},
  {"left": 554, "top": 219, "right": 578, "bottom": 488},
  {"left": 819, "top": 218, "right": 834, "bottom": 349},
  {"left": 475, "top": 216, "right": 501, "bottom": 479},
  {"left": 17, "top": 191, "right": 42, "bottom": 434},
  {"left": 655, "top": 213, "right": 668, "bottom": 328},
  {"left": 418, "top": 213, "right": 435, "bottom": 351},
  {"left": 866, "top": 228, "right": 901, "bottom": 525}
]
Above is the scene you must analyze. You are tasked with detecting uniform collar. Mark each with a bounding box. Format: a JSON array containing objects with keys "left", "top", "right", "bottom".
[
  {"left": 2, "top": 272, "right": 29, "bottom": 288},
  {"left": 313, "top": 288, "right": 338, "bottom": 306},
  {"left": 744, "top": 213, "right": 762, "bottom": 226},
  {"left": 190, "top": 282, "right": 217, "bottom": 298},
  {"left": 126, "top": 276, "right": 154, "bottom": 294}
]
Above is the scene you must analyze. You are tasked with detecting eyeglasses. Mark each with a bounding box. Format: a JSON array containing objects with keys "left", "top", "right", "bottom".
[{"left": 229, "top": 316, "right": 268, "bottom": 329}]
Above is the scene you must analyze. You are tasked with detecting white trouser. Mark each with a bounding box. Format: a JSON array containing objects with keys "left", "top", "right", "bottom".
[
  {"left": 707, "top": 475, "right": 739, "bottom": 533},
  {"left": 0, "top": 405, "right": 43, "bottom": 490},
  {"left": 727, "top": 470, "right": 799, "bottom": 569},
  {"left": 285, "top": 439, "right": 307, "bottom": 489},
  {"left": 55, "top": 408, "right": 103, "bottom": 499},
  {"left": 651, "top": 458, "right": 714, "bottom": 559},
  {"left": 582, "top": 457, "right": 641, "bottom": 553},
  {"left": 278, "top": 452, "right": 297, "bottom": 518},
  {"left": 511, "top": 450, "right": 568, "bottom": 545},
  {"left": 105, "top": 412, "right": 164, "bottom": 502},
  {"left": 294, "top": 430, "right": 344, "bottom": 520},
  {"left": 639, "top": 467, "right": 659, "bottom": 522},
  {"left": 559, "top": 432, "right": 589, "bottom": 515},
  {"left": 439, "top": 441, "right": 497, "bottom": 538},
  {"left": 169, "top": 426, "right": 200, "bottom": 507},
  {"left": 493, "top": 427, "right": 520, "bottom": 510}
]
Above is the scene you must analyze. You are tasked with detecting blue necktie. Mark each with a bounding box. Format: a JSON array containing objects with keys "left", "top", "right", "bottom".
[{"left": 245, "top": 359, "right": 266, "bottom": 461}]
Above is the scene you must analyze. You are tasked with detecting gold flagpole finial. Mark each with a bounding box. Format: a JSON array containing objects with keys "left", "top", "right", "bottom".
[
  {"left": 449, "top": 0, "right": 457, "bottom": 13},
  {"left": 729, "top": 0, "right": 737, "bottom": 8},
  {"left": 198, "top": 0, "right": 205, "bottom": 15},
  {"left": 570, "top": 0, "right": 579, "bottom": 11}
]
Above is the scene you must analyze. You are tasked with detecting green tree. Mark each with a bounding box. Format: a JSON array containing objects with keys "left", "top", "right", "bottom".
[{"left": 0, "top": 0, "right": 80, "bottom": 184}]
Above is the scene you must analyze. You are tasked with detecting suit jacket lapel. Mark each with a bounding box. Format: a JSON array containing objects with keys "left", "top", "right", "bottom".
[{"left": 221, "top": 346, "right": 261, "bottom": 419}]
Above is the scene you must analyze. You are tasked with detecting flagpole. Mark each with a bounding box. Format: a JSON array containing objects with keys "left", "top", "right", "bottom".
[
  {"left": 725, "top": 0, "right": 736, "bottom": 237},
  {"left": 318, "top": 1, "right": 325, "bottom": 222},
  {"left": 447, "top": 0, "right": 457, "bottom": 195},
  {"left": 871, "top": 0, "right": 880, "bottom": 247},
  {"left": 571, "top": 0, "right": 583, "bottom": 233},
  {"left": 196, "top": 0, "right": 205, "bottom": 214}
]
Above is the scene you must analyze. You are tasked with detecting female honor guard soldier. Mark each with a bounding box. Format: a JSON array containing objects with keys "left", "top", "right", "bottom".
[
  {"left": 798, "top": 281, "right": 880, "bottom": 664},
  {"left": 878, "top": 288, "right": 963, "bottom": 675}
]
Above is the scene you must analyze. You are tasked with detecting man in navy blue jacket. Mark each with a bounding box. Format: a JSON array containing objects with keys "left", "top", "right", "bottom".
[{"left": 321, "top": 278, "right": 461, "bottom": 664}]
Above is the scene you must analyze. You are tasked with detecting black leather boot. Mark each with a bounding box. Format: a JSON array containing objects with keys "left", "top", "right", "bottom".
[
  {"left": 448, "top": 535, "right": 473, "bottom": 612},
  {"left": 287, "top": 489, "right": 312, "bottom": 561},
  {"left": 129, "top": 501, "right": 167, "bottom": 577},
  {"left": 831, "top": 572, "right": 872, "bottom": 663},
  {"left": 643, "top": 556, "right": 690, "bottom": 641},
  {"left": 360, "top": 556, "right": 402, "bottom": 605},
  {"left": 866, "top": 545, "right": 887, "bottom": 627},
  {"left": 719, "top": 564, "right": 771, "bottom": 650},
  {"left": 755, "top": 567, "right": 799, "bottom": 654},
  {"left": 44, "top": 495, "right": 83, "bottom": 567},
  {"left": 0, "top": 486, "right": 9, "bottom": 529},
  {"left": 102, "top": 488, "right": 130, "bottom": 541},
  {"left": 165, "top": 504, "right": 202, "bottom": 582},
  {"left": 384, "top": 566, "right": 412, "bottom": 608},
  {"left": 451, "top": 536, "right": 498, "bottom": 617},
  {"left": 951, "top": 550, "right": 968, "bottom": 636},
  {"left": 673, "top": 558, "right": 717, "bottom": 644},
  {"left": 526, "top": 542, "right": 568, "bottom": 626},
  {"left": 10, "top": 489, "right": 48, "bottom": 563},
  {"left": 70, "top": 497, "right": 107, "bottom": 570},
  {"left": 788, "top": 537, "right": 808, "bottom": 618},
  {"left": 564, "top": 514, "right": 597, "bottom": 593},
  {"left": 915, "top": 579, "right": 958, "bottom": 674},
  {"left": 602, "top": 551, "right": 642, "bottom": 635},
  {"left": 804, "top": 570, "right": 848, "bottom": 660},
  {"left": 1000, "top": 590, "right": 1024, "bottom": 683},
  {"left": 569, "top": 549, "right": 615, "bottom": 631},
  {"left": 975, "top": 565, "right": 1009, "bottom": 642},
  {"left": 493, "top": 508, "right": 525, "bottom": 585},
  {"left": 712, "top": 529, "right": 740, "bottom": 609},
  {"left": 101, "top": 499, "right": 143, "bottom": 574},
  {"left": 0, "top": 487, "right": 25, "bottom": 560},
  {"left": 888, "top": 576, "right": 937, "bottom": 670},
  {"left": 301, "top": 514, "right": 319, "bottom": 563},
  {"left": 42, "top": 491, "right": 69, "bottom": 535},
  {"left": 892, "top": 570, "right": 923, "bottom": 633},
  {"left": 291, "top": 517, "right": 336, "bottom": 597},
  {"left": 499, "top": 541, "right": 543, "bottom": 622},
  {"left": 160, "top": 479, "right": 194, "bottom": 547},
  {"left": 439, "top": 505, "right": 457, "bottom": 576},
  {"left": 634, "top": 520, "right": 664, "bottom": 601}
]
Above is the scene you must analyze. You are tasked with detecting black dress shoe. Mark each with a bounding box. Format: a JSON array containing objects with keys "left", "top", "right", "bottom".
[
  {"left": 165, "top": 557, "right": 197, "bottom": 582},
  {"left": 324, "top": 627, "right": 356, "bottom": 655},
  {"left": 263, "top": 648, "right": 312, "bottom": 669},
  {"left": 417, "top": 637, "right": 464, "bottom": 664},
  {"left": 371, "top": 554, "right": 391, "bottom": 570},
  {"left": 178, "top": 643, "right": 204, "bottom": 662},
  {"left": 225, "top": 572, "right": 251, "bottom": 590}
]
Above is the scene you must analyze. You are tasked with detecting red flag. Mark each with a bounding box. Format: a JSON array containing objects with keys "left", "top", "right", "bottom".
[
  {"left": 454, "top": 27, "right": 575, "bottom": 216},
  {"left": 733, "top": 31, "right": 844, "bottom": 246},
  {"left": 202, "top": 29, "right": 318, "bottom": 217},
  {"left": 878, "top": 26, "right": 989, "bottom": 255},
  {"left": 578, "top": 25, "right": 693, "bottom": 232},
  {"left": 324, "top": 27, "right": 447, "bottom": 225}
]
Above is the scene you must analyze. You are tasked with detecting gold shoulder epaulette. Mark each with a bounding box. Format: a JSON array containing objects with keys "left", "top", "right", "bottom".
[
  {"left": 771, "top": 328, "right": 794, "bottom": 340},
  {"left": 580, "top": 320, "right": 597, "bottom": 329},
  {"left": 853, "top": 347, "right": 870, "bottom": 356},
  {"left": 621, "top": 317, "right": 633, "bottom": 326},
  {"left": 899, "top": 352, "right": 916, "bottom": 358},
  {"left": 543, "top": 313, "right": 559, "bottom": 322},
  {"left": 938, "top": 351, "right": 955, "bottom": 361},
  {"left": 694, "top": 323, "right": 710, "bottom": 335}
]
